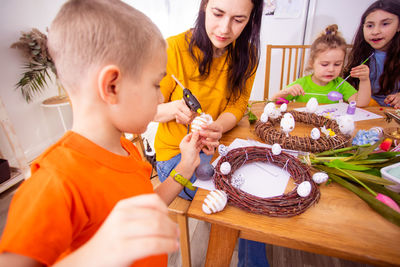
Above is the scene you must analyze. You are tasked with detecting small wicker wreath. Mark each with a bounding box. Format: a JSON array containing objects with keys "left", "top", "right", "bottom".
[
  {"left": 255, "top": 110, "right": 351, "bottom": 153},
  {"left": 214, "top": 146, "right": 320, "bottom": 217}
]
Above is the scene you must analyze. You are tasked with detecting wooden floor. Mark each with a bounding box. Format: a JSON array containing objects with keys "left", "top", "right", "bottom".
[{"left": 0, "top": 179, "right": 373, "bottom": 267}]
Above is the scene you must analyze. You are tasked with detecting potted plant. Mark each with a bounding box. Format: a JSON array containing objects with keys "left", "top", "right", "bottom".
[{"left": 11, "top": 28, "right": 66, "bottom": 103}]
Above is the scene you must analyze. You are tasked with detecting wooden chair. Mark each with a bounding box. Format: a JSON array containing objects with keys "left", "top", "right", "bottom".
[{"left": 264, "top": 44, "right": 311, "bottom": 100}]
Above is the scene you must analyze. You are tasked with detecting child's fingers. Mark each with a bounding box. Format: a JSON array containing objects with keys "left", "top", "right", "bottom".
[
  {"left": 115, "top": 194, "right": 168, "bottom": 214},
  {"left": 126, "top": 236, "right": 179, "bottom": 261}
]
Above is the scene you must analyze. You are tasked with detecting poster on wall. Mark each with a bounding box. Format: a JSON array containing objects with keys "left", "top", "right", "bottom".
[{"left": 264, "top": 0, "right": 303, "bottom": 18}]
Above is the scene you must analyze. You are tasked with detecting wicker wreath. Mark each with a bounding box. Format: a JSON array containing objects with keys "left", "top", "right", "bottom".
[
  {"left": 254, "top": 110, "right": 351, "bottom": 153},
  {"left": 214, "top": 146, "right": 320, "bottom": 217}
]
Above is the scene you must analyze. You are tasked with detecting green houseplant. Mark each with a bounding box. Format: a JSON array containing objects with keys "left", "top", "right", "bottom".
[{"left": 11, "top": 28, "right": 65, "bottom": 103}]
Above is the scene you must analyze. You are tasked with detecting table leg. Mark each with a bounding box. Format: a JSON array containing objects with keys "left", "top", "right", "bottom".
[{"left": 205, "top": 223, "right": 239, "bottom": 267}]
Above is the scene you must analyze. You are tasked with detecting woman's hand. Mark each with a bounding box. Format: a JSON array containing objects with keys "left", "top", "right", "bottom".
[
  {"left": 199, "top": 122, "right": 223, "bottom": 155},
  {"left": 384, "top": 93, "right": 400, "bottom": 109},
  {"left": 155, "top": 99, "right": 196, "bottom": 124},
  {"left": 350, "top": 65, "right": 370, "bottom": 81}
]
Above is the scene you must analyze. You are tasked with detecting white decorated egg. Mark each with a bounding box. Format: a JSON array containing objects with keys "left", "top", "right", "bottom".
[
  {"left": 280, "top": 114, "right": 295, "bottom": 137},
  {"left": 306, "top": 97, "right": 318, "bottom": 113},
  {"left": 190, "top": 114, "right": 213, "bottom": 133},
  {"left": 312, "top": 172, "right": 329, "bottom": 184},
  {"left": 260, "top": 112, "right": 269, "bottom": 123},
  {"left": 220, "top": 162, "right": 231, "bottom": 175},
  {"left": 310, "top": 127, "right": 320, "bottom": 140},
  {"left": 202, "top": 190, "right": 228, "bottom": 214},
  {"left": 280, "top": 103, "right": 288, "bottom": 112},
  {"left": 268, "top": 108, "right": 281, "bottom": 119},
  {"left": 337, "top": 115, "right": 355, "bottom": 135},
  {"left": 218, "top": 144, "right": 229, "bottom": 157},
  {"left": 264, "top": 102, "right": 275, "bottom": 114},
  {"left": 297, "top": 181, "right": 312, "bottom": 197},
  {"left": 271, "top": 143, "right": 282, "bottom": 155}
]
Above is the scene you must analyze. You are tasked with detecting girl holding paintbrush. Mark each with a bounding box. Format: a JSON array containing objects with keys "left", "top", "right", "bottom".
[
  {"left": 271, "top": 24, "right": 371, "bottom": 107},
  {"left": 345, "top": 0, "right": 400, "bottom": 108}
]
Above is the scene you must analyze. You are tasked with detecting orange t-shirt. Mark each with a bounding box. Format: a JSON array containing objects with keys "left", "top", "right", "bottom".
[{"left": 0, "top": 131, "right": 167, "bottom": 266}]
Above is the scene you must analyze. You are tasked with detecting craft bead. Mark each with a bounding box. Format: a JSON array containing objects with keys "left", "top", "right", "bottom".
[
  {"left": 271, "top": 143, "right": 282, "bottom": 155},
  {"left": 202, "top": 190, "right": 228, "bottom": 214},
  {"left": 297, "top": 181, "right": 312, "bottom": 197},
  {"left": 220, "top": 162, "right": 231, "bottom": 175},
  {"left": 312, "top": 172, "right": 329, "bottom": 184},
  {"left": 218, "top": 144, "right": 229, "bottom": 156}
]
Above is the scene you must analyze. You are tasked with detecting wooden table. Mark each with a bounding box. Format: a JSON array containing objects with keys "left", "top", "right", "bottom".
[{"left": 187, "top": 102, "right": 400, "bottom": 267}]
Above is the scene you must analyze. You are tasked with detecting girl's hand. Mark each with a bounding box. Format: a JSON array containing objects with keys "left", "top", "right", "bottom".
[
  {"left": 179, "top": 131, "right": 202, "bottom": 172},
  {"left": 283, "top": 84, "right": 305, "bottom": 97},
  {"left": 384, "top": 93, "right": 400, "bottom": 109},
  {"left": 170, "top": 100, "right": 197, "bottom": 125},
  {"left": 199, "top": 122, "right": 223, "bottom": 155},
  {"left": 350, "top": 65, "right": 370, "bottom": 81}
]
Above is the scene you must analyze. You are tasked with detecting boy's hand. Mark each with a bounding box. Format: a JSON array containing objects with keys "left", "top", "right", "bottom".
[
  {"left": 55, "top": 194, "right": 179, "bottom": 267},
  {"left": 170, "top": 99, "right": 196, "bottom": 125},
  {"left": 283, "top": 84, "right": 304, "bottom": 97},
  {"left": 384, "top": 93, "right": 400, "bottom": 109},
  {"left": 350, "top": 65, "right": 370, "bottom": 81},
  {"left": 179, "top": 131, "right": 202, "bottom": 175},
  {"left": 199, "top": 122, "right": 223, "bottom": 155}
]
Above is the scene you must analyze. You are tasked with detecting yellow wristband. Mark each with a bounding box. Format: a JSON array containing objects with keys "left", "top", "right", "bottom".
[{"left": 170, "top": 169, "right": 195, "bottom": 191}]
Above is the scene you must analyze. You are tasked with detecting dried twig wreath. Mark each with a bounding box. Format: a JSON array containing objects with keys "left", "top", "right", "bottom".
[
  {"left": 255, "top": 110, "right": 351, "bottom": 153},
  {"left": 214, "top": 146, "right": 320, "bottom": 217}
]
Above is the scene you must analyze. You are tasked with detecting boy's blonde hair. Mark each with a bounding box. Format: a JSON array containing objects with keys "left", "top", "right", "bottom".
[
  {"left": 306, "top": 24, "right": 347, "bottom": 72},
  {"left": 48, "top": 0, "right": 165, "bottom": 91}
]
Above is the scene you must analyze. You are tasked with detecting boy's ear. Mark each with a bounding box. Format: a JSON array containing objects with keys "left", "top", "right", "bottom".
[{"left": 97, "top": 65, "right": 121, "bottom": 104}]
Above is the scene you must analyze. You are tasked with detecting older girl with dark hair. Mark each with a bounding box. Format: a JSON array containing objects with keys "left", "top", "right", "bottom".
[{"left": 345, "top": 0, "right": 400, "bottom": 107}]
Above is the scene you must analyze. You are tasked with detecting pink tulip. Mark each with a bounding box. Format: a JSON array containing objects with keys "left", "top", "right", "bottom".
[{"left": 376, "top": 193, "right": 400, "bottom": 213}]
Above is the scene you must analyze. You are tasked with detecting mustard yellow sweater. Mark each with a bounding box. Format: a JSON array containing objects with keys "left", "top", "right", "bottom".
[{"left": 155, "top": 31, "right": 255, "bottom": 161}]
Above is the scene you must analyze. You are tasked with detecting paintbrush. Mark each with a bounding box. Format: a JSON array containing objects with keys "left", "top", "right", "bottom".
[{"left": 336, "top": 52, "right": 374, "bottom": 89}]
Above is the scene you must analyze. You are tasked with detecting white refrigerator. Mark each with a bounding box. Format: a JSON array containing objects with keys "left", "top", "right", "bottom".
[{"left": 250, "top": 0, "right": 376, "bottom": 100}]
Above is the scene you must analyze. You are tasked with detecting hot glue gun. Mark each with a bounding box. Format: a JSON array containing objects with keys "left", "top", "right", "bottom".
[{"left": 171, "top": 74, "right": 203, "bottom": 115}]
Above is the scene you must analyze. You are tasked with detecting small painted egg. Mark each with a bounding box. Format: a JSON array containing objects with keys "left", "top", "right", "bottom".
[
  {"left": 297, "top": 181, "right": 312, "bottom": 197},
  {"left": 337, "top": 115, "right": 355, "bottom": 135},
  {"left": 218, "top": 144, "right": 229, "bottom": 156},
  {"left": 280, "top": 103, "right": 288, "bottom": 112},
  {"left": 264, "top": 102, "right": 275, "bottom": 114},
  {"left": 260, "top": 112, "right": 269, "bottom": 123},
  {"left": 283, "top": 112, "right": 294, "bottom": 119},
  {"left": 190, "top": 114, "right": 213, "bottom": 132},
  {"left": 195, "top": 163, "right": 215, "bottom": 181},
  {"left": 268, "top": 108, "right": 281, "bottom": 119},
  {"left": 312, "top": 172, "right": 329, "bottom": 184},
  {"left": 306, "top": 97, "right": 318, "bottom": 113},
  {"left": 271, "top": 143, "right": 282, "bottom": 155},
  {"left": 280, "top": 115, "right": 295, "bottom": 137},
  {"left": 220, "top": 162, "right": 231, "bottom": 175},
  {"left": 310, "top": 127, "right": 320, "bottom": 140},
  {"left": 202, "top": 190, "right": 228, "bottom": 214}
]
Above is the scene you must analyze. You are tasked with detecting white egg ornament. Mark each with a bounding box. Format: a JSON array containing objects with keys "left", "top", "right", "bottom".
[
  {"left": 271, "top": 143, "right": 282, "bottom": 155},
  {"left": 220, "top": 162, "right": 231, "bottom": 175},
  {"left": 264, "top": 102, "right": 275, "bottom": 114},
  {"left": 297, "top": 181, "right": 312, "bottom": 197},
  {"left": 337, "top": 115, "right": 355, "bottom": 135},
  {"left": 202, "top": 190, "right": 228, "bottom": 214},
  {"left": 312, "top": 172, "right": 329, "bottom": 184},
  {"left": 260, "top": 112, "right": 269, "bottom": 123},
  {"left": 280, "top": 113, "right": 295, "bottom": 137},
  {"left": 306, "top": 97, "right": 318, "bottom": 113},
  {"left": 190, "top": 114, "right": 213, "bottom": 133},
  {"left": 280, "top": 103, "right": 288, "bottom": 112},
  {"left": 268, "top": 108, "right": 281, "bottom": 119},
  {"left": 310, "top": 127, "right": 320, "bottom": 140}
]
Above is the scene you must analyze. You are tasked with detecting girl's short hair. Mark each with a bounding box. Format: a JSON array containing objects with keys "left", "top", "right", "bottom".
[
  {"left": 345, "top": 0, "right": 400, "bottom": 95},
  {"left": 48, "top": 0, "right": 165, "bottom": 91},
  {"left": 306, "top": 24, "right": 347, "bottom": 73},
  {"left": 189, "top": 0, "right": 263, "bottom": 102}
]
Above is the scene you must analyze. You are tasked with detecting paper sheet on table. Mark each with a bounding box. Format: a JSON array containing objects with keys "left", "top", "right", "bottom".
[
  {"left": 294, "top": 102, "right": 382, "bottom": 122},
  {"left": 193, "top": 138, "right": 297, "bottom": 198}
]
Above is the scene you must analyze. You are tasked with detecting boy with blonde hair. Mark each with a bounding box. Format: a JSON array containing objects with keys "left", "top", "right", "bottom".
[{"left": 0, "top": 0, "right": 202, "bottom": 266}]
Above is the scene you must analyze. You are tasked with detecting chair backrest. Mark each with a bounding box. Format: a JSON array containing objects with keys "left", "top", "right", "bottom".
[{"left": 264, "top": 44, "right": 311, "bottom": 100}]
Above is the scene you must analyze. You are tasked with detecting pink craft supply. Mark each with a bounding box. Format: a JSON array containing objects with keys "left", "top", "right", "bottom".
[
  {"left": 376, "top": 193, "right": 400, "bottom": 213},
  {"left": 276, "top": 97, "right": 289, "bottom": 105}
]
